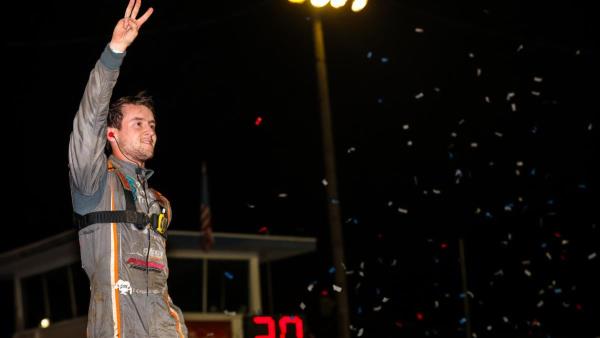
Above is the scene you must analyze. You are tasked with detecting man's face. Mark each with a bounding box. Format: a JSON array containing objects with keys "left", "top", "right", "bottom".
[{"left": 115, "top": 103, "right": 156, "bottom": 162}]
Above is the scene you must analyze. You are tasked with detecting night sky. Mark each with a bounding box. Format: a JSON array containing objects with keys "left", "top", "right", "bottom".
[{"left": 3, "top": 0, "right": 599, "bottom": 337}]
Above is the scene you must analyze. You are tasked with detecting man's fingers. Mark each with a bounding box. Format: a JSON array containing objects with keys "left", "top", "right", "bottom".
[
  {"left": 136, "top": 7, "right": 153, "bottom": 27},
  {"left": 124, "top": 0, "right": 135, "bottom": 18},
  {"left": 130, "top": 0, "right": 142, "bottom": 19}
]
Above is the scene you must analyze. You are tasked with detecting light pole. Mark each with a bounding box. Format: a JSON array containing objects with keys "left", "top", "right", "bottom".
[{"left": 289, "top": 1, "right": 368, "bottom": 338}]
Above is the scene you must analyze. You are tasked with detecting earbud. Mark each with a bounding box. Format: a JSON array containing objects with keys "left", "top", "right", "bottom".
[{"left": 108, "top": 131, "right": 115, "bottom": 139}]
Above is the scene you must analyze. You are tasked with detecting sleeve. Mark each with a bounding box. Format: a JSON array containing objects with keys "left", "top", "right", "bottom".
[{"left": 68, "top": 44, "right": 126, "bottom": 195}]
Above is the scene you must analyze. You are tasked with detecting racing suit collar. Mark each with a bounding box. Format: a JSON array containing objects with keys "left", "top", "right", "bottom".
[{"left": 108, "top": 155, "right": 155, "bottom": 180}]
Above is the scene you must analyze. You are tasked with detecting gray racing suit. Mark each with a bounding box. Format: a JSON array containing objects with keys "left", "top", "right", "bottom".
[{"left": 69, "top": 44, "right": 188, "bottom": 338}]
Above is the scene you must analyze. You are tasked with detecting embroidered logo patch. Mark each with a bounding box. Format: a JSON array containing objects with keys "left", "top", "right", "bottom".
[{"left": 114, "top": 279, "right": 132, "bottom": 295}]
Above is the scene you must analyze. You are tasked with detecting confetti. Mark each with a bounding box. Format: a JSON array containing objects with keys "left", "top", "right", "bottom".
[
  {"left": 415, "top": 92, "right": 424, "bottom": 99},
  {"left": 254, "top": 116, "right": 263, "bottom": 126},
  {"left": 300, "top": 302, "right": 306, "bottom": 310},
  {"left": 332, "top": 284, "right": 342, "bottom": 293},
  {"left": 397, "top": 207, "right": 408, "bottom": 214},
  {"left": 414, "top": 27, "right": 424, "bottom": 33}
]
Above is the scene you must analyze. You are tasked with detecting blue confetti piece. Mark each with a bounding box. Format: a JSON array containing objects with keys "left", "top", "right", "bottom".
[
  {"left": 367, "top": 51, "right": 373, "bottom": 59},
  {"left": 381, "top": 57, "right": 389, "bottom": 63},
  {"left": 547, "top": 199, "right": 555, "bottom": 206},
  {"left": 554, "top": 288, "right": 562, "bottom": 294},
  {"left": 578, "top": 184, "right": 587, "bottom": 190},
  {"left": 448, "top": 152, "right": 454, "bottom": 160},
  {"left": 224, "top": 272, "right": 234, "bottom": 280},
  {"left": 357, "top": 306, "right": 363, "bottom": 314},
  {"left": 459, "top": 317, "right": 467, "bottom": 325},
  {"left": 329, "top": 266, "right": 336, "bottom": 274},
  {"left": 484, "top": 211, "right": 493, "bottom": 219},
  {"left": 541, "top": 242, "right": 548, "bottom": 249}
]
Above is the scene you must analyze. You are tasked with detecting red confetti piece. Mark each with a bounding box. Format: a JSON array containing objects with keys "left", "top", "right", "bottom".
[
  {"left": 255, "top": 116, "right": 263, "bottom": 126},
  {"left": 440, "top": 242, "right": 448, "bottom": 249},
  {"left": 553, "top": 231, "right": 561, "bottom": 238},
  {"left": 258, "top": 226, "right": 268, "bottom": 234},
  {"left": 416, "top": 312, "right": 424, "bottom": 321},
  {"left": 321, "top": 289, "right": 329, "bottom": 297}
]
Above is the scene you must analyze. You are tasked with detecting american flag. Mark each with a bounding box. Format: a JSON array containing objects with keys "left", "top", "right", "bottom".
[{"left": 200, "top": 162, "right": 214, "bottom": 251}]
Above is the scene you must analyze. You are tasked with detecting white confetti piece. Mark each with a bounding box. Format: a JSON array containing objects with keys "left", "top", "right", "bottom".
[
  {"left": 531, "top": 91, "right": 541, "bottom": 96},
  {"left": 545, "top": 252, "right": 552, "bottom": 260},
  {"left": 575, "top": 49, "right": 581, "bottom": 55},
  {"left": 476, "top": 68, "right": 482, "bottom": 77},
  {"left": 407, "top": 140, "right": 413, "bottom": 146},
  {"left": 397, "top": 207, "right": 408, "bottom": 214},
  {"left": 588, "top": 252, "right": 597, "bottom": 260},
  {"left": 247, "top": 204, "right": 256, "bottom": 209},
  {"left": 502, "top": 316, "right": 509, "bottom": 323},
  {"left": 357, "top": 328, "right": 364, "bottom": 337},
  {"left": 516, "top": 44, "right": 524, "bottom": 52},
  {"left": 332, "top": 284, "right": 342, "bottom": 292},
  {"left": 278, "top": 193, "right": 288, "bottom": 198},
  {"left": 588, "top": 123, "right": 593, "bottom": 131},
  {"left": 486, "top": 325, "right": 493, "bottom": 331},
  {"left": 402, "top": 124, "right": 410, "bottom": 130},
  {"left": 347, "top": 147, "right": 356, "bottom": 153},
  {"left": 373, "top": 305, "right": 382, "bottom": 312},
  {"left": 533, "top": 76, "right": 543, "bottom": 82},
  {"left": 300, "top": 302, "right": 306, "bottom": 310},
  {"left": 537, "top": 300, "right": 544, "bottom": 308},
  {"left": 382, "top": 297, "right": 390, "bottom": 303},
  {"left": 434, "top": 300, "right": 439, "bottom": 308},
  {"left": 433, "top": 86, "right": 440, "bottom": 92},
  {"left": 415, "top": 27, "right": 424, "bottom": 33},
  {"left": 506, "top": 92, "right": 515, "bottom": 101},
  {"left": 450, "top": 132, "right": 457, "bottom": 138},
  {"left": 484, "top": 96, "right": 491, "bottom": 103},
  {"left": 470, "top": 142, "right": 478, "bottom": 148},
  {"left": 387, "top": 201, "right": 393, "bottom": 207},
  {"left": 516, "top": 161, "right": 524, "bottom": 167},
  {"left": 381, "top": 57, "right": 389, "bottom": 63},
  {"left": 524, "top": 269, "right": 532, "bottom": 277},
  {"left": 367, "top": 51, "right": 373, "bottom": 59},
  {"left": 432, "top": 189, "right": 441, "bottom": 195},
  {"left": 224, "top": 310, "right": 237, "bottom": 316},
  {"left": 468, "top": 52, "right": 475, "bottom": 58},
  {"left": 307, "top": 283, "right": 315, "bottom": 292},
  {"left": 322, "top": 179, "right": 328, "bottom": 186},
  {"left": 415, "top": 92, "right": 424, "bottom": 99},
  {"left": 511, "top": 103, "right": 517, "bottom": 112}
]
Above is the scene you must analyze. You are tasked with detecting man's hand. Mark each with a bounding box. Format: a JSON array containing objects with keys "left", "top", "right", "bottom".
[{"left": 109, "top": 0, "right": 153, "bottom": 53}]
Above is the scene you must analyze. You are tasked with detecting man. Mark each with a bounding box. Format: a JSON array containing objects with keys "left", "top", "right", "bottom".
[{"left": 69, "top": 1, "right": 188, "bottom": 337}]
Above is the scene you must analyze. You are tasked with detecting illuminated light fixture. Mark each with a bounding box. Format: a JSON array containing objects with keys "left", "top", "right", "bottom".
[
  {"left": 40, "top": 318, "right": 51, "bottom": 329},
  {"left": 310, "top": 0, "right": 330, "bottom": 8},
  {"left": 288, "top": 0, "right": 306, "bottom": 3},
  {"left": 351, "top": 0, "right": 367, "bottom": 12},
  {"left": 330, "top": 0, "right": 347, "bottom": 8}
]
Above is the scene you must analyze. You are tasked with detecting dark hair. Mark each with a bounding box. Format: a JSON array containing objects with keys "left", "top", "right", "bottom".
[{"left": 107, "top": 91, "right": 156, "bottom": 129}]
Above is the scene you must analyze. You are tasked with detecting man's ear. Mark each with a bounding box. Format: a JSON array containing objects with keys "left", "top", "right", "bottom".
[{"left": 107, "top": 127, "right": 117, "bottom": 141}]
